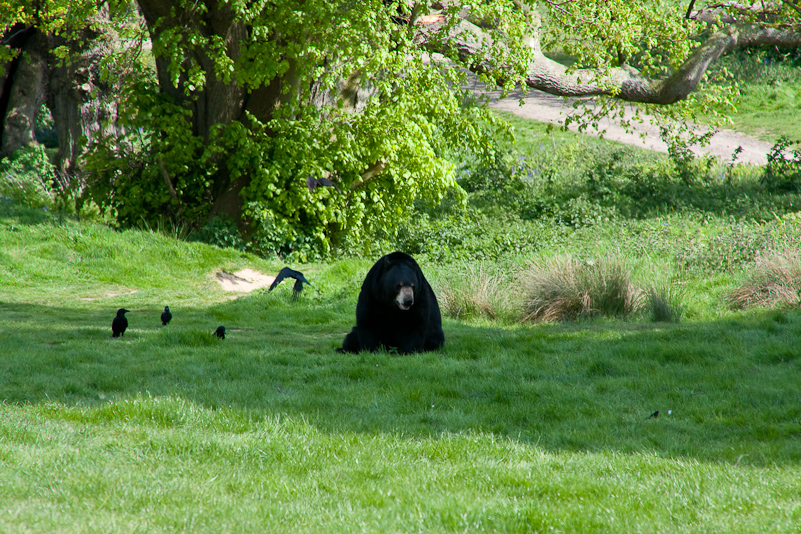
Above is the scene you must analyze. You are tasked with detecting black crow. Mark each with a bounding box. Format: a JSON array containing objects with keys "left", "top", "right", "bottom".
[
  {"left": 214, "top": 326, "right": 226, "bottom": 339},
  {"left": 161, "top": 306, "right": 172, "bottom": 326},
  {"left": 645, "top": 410, "right": 659, "bottom": 420},
  {"left": 112, "top": 308, "right": 129, "bottom": 338},
  {"left": 306, "top": 175, "right": 342, "bottom": 193},
  {"left": 269, "top": 267, "right": 312, "bottom": 301}
]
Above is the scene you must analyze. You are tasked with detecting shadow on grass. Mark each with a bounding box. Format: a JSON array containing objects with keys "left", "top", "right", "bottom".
[
  {"left": 1, "top": 297, "right": 800, "bottom": 467},
  {"left": 0, "top": 199, "right": 61, "bottom": 226}
]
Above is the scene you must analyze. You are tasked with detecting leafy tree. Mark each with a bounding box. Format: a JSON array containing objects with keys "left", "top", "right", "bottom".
[
  {"left": 0, "top": 0, "right": 140, "bottom": 210},
  {"left": 3, "top": 1, "right": 800, "bottom": 257},
  {"left": 87, "top": 0, "right": 514, "bottom": 258}
]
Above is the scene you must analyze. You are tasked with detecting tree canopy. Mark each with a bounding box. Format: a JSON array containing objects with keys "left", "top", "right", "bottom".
[{"left": 2, "top": 0, "right": 800, "bottom": 258}]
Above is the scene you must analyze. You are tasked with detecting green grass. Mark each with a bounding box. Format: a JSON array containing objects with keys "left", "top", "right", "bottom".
[
  {"left": 2, "top": 199, "right": 801, "bottom": 532},
  {"left": 698, "top": 48, "right": 801, "bottom": 143}
]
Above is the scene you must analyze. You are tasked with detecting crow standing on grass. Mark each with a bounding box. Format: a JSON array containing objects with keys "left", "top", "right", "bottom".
[
  {"left": 112, "top": 308, "right": 129, "bottom": 338},
  {"left": 214, "top": 326, "right": 226, "bottom": 339},
  {"left": 161, "top": 306, "right": 172, "bottom": 326},
  {"left": 269, "top": 267, "right": 312, "bottom": 301}
]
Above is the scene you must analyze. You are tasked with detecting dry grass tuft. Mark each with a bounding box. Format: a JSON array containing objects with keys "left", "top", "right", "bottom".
[
  {"left": 435, "top": 262, "right": 513, "bottom": 321},
  {"left": 520, "top": 256, "right": 642, "bottom": 322},
  {"left": 727, "top": 247, "right": 801, "bottom": 310}
]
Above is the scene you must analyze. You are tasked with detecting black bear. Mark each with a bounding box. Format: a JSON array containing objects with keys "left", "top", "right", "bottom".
[{"left": 339, "top": 251, "right": 444, "bottom": 354}]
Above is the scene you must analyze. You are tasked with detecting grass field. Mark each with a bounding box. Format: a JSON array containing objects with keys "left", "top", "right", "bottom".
[
  {"left": 2, "top": 196, "right": 800, "bottom": 533},
  {"left": 697, "top": 48, "right": 801, "bottom": 143}
]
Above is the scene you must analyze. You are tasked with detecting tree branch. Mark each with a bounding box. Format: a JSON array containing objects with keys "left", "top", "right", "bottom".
[
  {"left": 782, "top": 0, "right": 801, "bottom": 17},
  {"left": 348, "top": 159, "right": 387, "bottom": 192},
  {"left": 157, "top": 156, "right": 180, "bottom": 202},
  {"left": 685, "top": 0, "right": 697, "bottom": 19},
  {"left": 418, "top": 15, "right": 801, "bottom": 106}
]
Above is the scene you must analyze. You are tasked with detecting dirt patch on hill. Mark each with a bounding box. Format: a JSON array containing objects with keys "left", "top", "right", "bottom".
[
  {"left": 215, "top": 269, "right": 275, "bottom": 293},
  {"left": 80, "top": 289, "right": 139, "bottom": 301}
]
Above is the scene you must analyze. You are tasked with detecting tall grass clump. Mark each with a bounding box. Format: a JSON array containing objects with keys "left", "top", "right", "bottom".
[
  {"left": 727, "top": 247, "right": 801, "bottom": 310},
  {"left": 434, "top": 261, "right": 514, "bottom": 321},
  {"left": 644, "top": 281, "right": 685, "bottom": 323},
  {"left": 520, "top": 256, "right": 641, "bottom": 322}
]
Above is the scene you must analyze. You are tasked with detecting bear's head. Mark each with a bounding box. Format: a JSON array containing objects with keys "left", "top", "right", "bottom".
[{"left": 381, "top": 260, "right": 419, "bottom": 312}]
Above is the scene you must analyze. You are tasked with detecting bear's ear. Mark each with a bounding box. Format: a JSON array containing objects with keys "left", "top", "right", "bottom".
[{"left": 376, "top": 255, "right": 393, "bottom": 276}]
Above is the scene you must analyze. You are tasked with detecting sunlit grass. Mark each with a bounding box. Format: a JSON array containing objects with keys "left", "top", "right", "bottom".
[
  {"left": 2, "top": 398, "right": 800, "bottom": 533},
  {"left": 696, "top": 49, "right": 801, "bottom": 143},
  {"left": 2, "top": 199, "right": 801, "bottom": 532}
]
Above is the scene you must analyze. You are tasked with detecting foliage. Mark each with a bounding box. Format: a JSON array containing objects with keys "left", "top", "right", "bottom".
[
  {"left": 543, "top": 1, "right": 693, "bottom": 76},
  {"left": 83, "top": 86, "right": 216, "bottom": 229},
  {"left": 0, "top": 0, "right": 110, "bottom": 63},
  {"left": 0, "top": 145, "right": 57, "bottom": 209},
  {"left": 394, "top": 210, "right": 550, "bottom": 263},
  {"left": 190, "top": 216, "right": 246, "bottom": 252},
  {"left": 762, "top": 136, "right": 801, "bottom": 193},
  {"left": 78, "top": 0, "right": 517, "bottom": 259},
  {"left": 5, "top": 0, "right": 801, "bottom": 261}
]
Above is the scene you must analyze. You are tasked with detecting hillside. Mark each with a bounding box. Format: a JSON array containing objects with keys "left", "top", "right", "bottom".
[{"left": 1, "top": 197, "right": 801, "bottom": 533}]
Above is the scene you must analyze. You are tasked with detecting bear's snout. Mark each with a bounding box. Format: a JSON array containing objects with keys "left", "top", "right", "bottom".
[{"left": 396, "top": 287, "right": 415, "bottom": 311}]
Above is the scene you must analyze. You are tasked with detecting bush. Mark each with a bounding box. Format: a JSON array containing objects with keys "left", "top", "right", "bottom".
[
  {"left": 190, "top": 216, "right": 246, "bottom": 251},
  {"left": 456, "top": 150, "right": 543, "bottom": 220},
  {"left": 520, "top": 256, "right": 642, "bottom": 322},
  {"left": 762, "top": 136, "right": 801, "bottom": 193},
  {"left": 393, "top": 211, "right": 550, "bottom": 263},
  {"left": 0, "top": 145, "right": 57, "bottom": 209}
]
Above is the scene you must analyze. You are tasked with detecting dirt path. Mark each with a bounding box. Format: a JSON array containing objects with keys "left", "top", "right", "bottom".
[{"left": 468, "top": 78, "right": 773, "bottom": 166}]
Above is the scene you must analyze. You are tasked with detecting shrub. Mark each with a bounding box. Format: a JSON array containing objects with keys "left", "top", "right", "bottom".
[
  {"left": 393, "top": 211, "right": 549, "bottom": 263},
  {"left": 727, "top": 247, "right": 801, "bottom": 310},
  {"left": 0, "top": 145, "right": 57, "bottom": 209},
  {"left": 673, "top": 220, "right": 777, "bottom": 272},
  {"left": 762, "top": 136, "right": 801, "bottom": 193},
  {"left": 456, "top": 150, "right": 542, "bottom": 220},
  {"left": 520, "top": 256, "right": 642, "bottom": 322},
  {"left": 190, "top": 216, "right": 246, "bottom": 251}
]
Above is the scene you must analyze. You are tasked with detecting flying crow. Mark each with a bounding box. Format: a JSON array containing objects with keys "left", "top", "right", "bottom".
[
  {"left": 161, "top": 306, "right": 172, "bottom": 326},
  {"left": 214, "top": 326, "right": 226, "bottom": 339},
  {"left": 269, "top": 267, "right": 312, "bottom": 301},
  {"left": 112, "top": 308, "right": 129, "bottom": 338},
  {"left": 306, "top": 175, "right": 342, "bottom": 193}
]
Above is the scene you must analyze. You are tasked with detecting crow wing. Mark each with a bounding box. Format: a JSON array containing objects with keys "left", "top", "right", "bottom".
[{"left": 269, "top": 267, "right": 311, "bottom": 291}]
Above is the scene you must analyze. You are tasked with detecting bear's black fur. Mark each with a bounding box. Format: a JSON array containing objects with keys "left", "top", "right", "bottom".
[{"left": 339, "top": 252, "right": 444, "bottom": 354}]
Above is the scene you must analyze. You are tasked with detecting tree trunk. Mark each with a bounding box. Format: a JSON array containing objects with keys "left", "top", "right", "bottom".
[
  {"left": 48, "top": 24, "right": 121, "bottom": 176},
  {"left": 0, "top": 30, "right": 48, "bottom": 157},
  {"left": 136, "top": 0, "right": 253, "bottom": 227}
]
